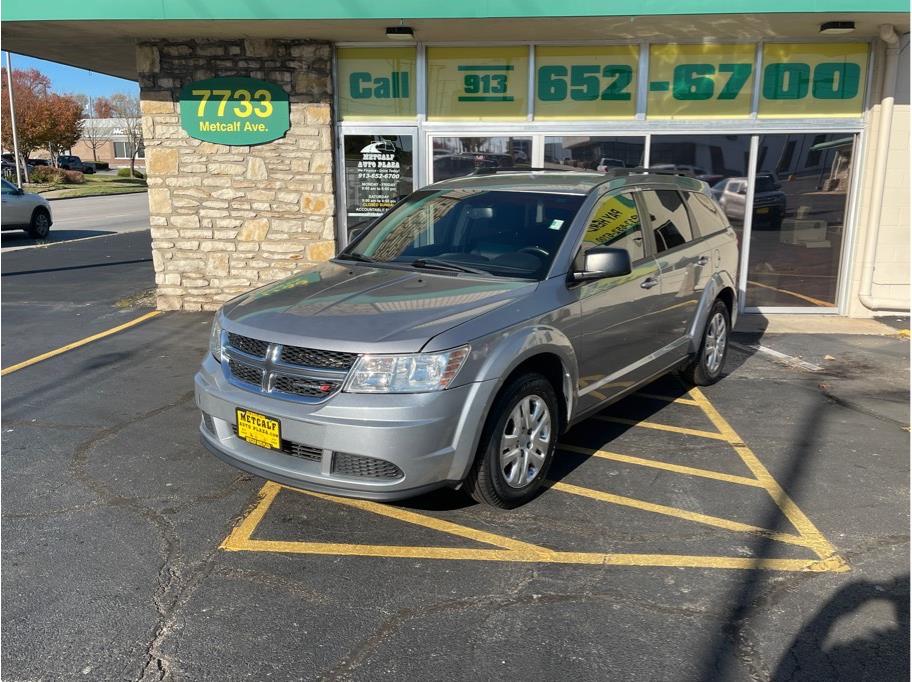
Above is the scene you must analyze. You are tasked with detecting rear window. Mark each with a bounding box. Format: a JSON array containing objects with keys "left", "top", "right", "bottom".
[
  {"left": 684, "top": 192, "right": 728, "bottom": 235},
  {"left": 640, "top": 190, "right": 694, "bottom": 253}
]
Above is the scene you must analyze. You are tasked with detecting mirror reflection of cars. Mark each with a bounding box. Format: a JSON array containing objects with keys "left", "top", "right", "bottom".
[
  {"left": 197, "top": 169, "right": 739, "bottom": 508},
  {"left": 712, "top": 174, "right": 786, "bottom": 229},
  {"left": 433, "top": 152, "right": 522, "bottom": 181},
  {"left": 596, "top": 157, "right": 626, "bottom": 172},
  {"left": 1, "top": 179, "right": 53, "bottom": 238}
]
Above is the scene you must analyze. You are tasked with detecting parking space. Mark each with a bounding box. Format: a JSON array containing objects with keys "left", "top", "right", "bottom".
[{"left": 1, "top": 236, "right": 908, "bottom": 680}]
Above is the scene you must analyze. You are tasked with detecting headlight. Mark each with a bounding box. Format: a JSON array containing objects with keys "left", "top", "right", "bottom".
[
  {"left": 344, "top": 346, "right": 470, "bottom": 393},
  {"left": 209, "top": 315, "right": 222, "bottom": 362}
]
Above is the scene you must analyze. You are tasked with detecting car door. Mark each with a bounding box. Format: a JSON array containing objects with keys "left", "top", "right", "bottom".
[
  {"left": 640, "top": 189, "right": 705, "bottom": 352},
  {"left": 570, "top": 190, "right": 665, "bottom": 411},
  {"left": 1, "top": 179, "right": 28, "bottom": 226}
]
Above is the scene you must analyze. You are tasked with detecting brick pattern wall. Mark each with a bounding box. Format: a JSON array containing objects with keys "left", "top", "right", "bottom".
[{"left": 137, "top": 39, "right": 335, "bottom": 311}]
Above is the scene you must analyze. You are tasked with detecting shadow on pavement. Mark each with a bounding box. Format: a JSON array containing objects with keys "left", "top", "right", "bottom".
[
  {"left": 772, "top": 574, "right": 910, "bottom": 681},
  {"left": 1, "top": 257, "right": 152, "bottom": 277}
]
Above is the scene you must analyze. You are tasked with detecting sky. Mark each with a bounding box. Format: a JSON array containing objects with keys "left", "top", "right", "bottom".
[{"left": 1, "top": 51, "right": 138, "bottom": 99}]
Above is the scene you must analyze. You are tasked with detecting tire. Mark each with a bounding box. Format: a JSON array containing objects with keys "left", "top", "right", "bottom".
[
  {"left": 465, "top": 373, "right": 559, "bottom": 509},
  {"left": 680, "top": 299, "right": 730, "bottom": 386},
  {"left": 27, "top": 208, "right": 51, "bottom": 238}
]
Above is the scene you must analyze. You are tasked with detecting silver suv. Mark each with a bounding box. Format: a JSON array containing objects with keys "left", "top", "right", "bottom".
[{"left": 196, "top": 169, "right": 738, "bottom": 508}]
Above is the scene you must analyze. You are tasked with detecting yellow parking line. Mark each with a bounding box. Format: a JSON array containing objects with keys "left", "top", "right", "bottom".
[
  {"left": 548, "top": 480, "right": 815, "bottom": 549},
  {"left": 688, "top": 387, "right": 845, "bottom": 568},
  {"left": 635, "top": 392, "right": 700, "bottom": 406},
  {"left": 558, "top": 444, "right": 764, "bottom": 488},
  {"left": 594, "top": 415, "right": 729, "bottom": 441},
  {"left": 224, "top": 539, "right": 844, "bottom": 572},
  {"left": 0, "top": 310, "right": 162, "bottom": 376}
]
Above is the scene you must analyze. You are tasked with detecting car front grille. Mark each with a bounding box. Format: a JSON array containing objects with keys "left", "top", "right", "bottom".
[
  {"left": 272, "top": 374, "right": 342, "bottom": 398},
  {"left": 231, "top": 425, "right": 323, "bottom": 462},
  {"left": 227, "top": 332, "right": 269, "bottom": 358},
  {"left": 228, "top": 359, "right": 265, "bottom": 386},
  {"left": 280, "top": 345, "right": 358, "bottom": 371},
  {"left": 222, "top": 331, "right": 356, "bottom": 403},
  {"left": 332, "top": 452, "right": 404, "bottom": 480}
]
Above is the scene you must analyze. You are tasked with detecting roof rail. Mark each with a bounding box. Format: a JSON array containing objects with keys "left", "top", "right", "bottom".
[
  {"left": 602, "top": 166, "right": 695, "bottom": 178},
  {"left": 470, "top": 166, "right": 596, "bottom": 175}
]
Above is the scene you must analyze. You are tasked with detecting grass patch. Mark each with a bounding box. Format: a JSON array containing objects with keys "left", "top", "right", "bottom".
[{"left": 28, "top": 173, "right": 148, "bottom": 199}]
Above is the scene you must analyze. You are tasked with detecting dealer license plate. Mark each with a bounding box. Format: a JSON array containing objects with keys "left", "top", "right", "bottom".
[{"left": 236, "top": 408, "right": 281, "bottom": 450}]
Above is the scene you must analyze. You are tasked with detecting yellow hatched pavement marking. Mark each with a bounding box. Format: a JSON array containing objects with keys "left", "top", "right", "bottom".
[
  {"left": 220, "top": 387, "right": 847, "bottom": 573},
  {"left": 687, "top": 387, "right": 846, "bottom": 570},
  {"left": 593, "top": 415, "right": 730, "bottom": 441},
  {"left": 558, "top": 444, "right": 765, "bottom": 488},
  {"left": 634, "top": 392, "right": 701, "bottom": 406}
]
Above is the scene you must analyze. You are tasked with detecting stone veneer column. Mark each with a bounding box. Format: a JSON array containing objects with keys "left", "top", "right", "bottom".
[{"left": 137, "top": 39, "right": 336, "bottom": 311}]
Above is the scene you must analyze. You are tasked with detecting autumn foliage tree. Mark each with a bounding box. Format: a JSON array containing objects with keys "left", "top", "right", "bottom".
[{"left": 1, "top": 68, "right": 84, "bottom": 177}]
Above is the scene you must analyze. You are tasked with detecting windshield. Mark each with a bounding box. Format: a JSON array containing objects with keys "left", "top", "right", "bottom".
[{"left": 341, "top": 189, "right": 586, "bottom": 279}]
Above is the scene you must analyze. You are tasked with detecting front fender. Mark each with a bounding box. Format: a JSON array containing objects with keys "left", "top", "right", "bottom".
[{"left": 687, "top": 271, "right": 737, "bottom": 354}]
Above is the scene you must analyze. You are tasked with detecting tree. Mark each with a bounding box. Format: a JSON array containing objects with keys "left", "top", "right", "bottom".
[
  {"left": 110, "top": 92, "right": 143, "bottom": 177},
  {"left": 45, "top": 94, "right": 84, "bottom": 163},
  {"left": 79, "top": 95, "right": 113, "bottom": 162},
  {"left": 1, "top": 68, "right": 52, "bottom": 175}
]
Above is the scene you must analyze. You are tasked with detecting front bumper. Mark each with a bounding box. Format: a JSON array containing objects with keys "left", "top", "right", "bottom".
[{"left": 194, "top": 354, "right": 498, "bottom": 500}]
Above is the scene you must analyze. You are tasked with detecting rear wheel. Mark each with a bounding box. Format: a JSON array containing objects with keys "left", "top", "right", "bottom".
[
  {"left": 27, "top": 208, "right": 51, "bottom": 238},
  {"left": 465, "top": 373, "right": 558, "bottom": 508},
  {"left": 680, "top": 299, "right": 730, "bottom": 386}
]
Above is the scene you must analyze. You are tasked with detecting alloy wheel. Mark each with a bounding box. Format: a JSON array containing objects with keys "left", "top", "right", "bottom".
[{"left": 499, "top": 394, "right": 551, "bottom": 488}]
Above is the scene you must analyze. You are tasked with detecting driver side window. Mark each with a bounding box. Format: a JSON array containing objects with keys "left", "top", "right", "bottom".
[{"left": 579, "top": 192, "right": 645, "bottom": 264}]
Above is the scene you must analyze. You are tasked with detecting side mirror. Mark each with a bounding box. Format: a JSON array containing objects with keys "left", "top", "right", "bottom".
[{"left": 571, "top": 246, "right": 632, "bottom": 282}]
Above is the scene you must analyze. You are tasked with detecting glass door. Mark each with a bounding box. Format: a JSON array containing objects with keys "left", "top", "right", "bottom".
[
  {"left": 745, "top": 133, "right": 856, "bottom": 310},
  {"left": 338, "top": 127, "right": 417, "bottom": 247}
]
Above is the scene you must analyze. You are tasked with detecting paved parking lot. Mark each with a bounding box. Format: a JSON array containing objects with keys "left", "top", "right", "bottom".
[{"left": 2, "top": 231, "right": 909, "bottom": 680}]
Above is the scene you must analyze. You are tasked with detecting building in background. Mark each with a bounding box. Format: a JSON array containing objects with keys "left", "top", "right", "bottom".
[
  {"left": 1, "top": 2, "right": 907, "bottom": 317},
  {"left": 69, "top": 118, "right": 145, "bottom": 169}
]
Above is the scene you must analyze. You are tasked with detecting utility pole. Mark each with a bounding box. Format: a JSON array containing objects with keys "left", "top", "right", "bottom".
[{"left": 5, "top": 51, "right": 23, "bottom": 186}]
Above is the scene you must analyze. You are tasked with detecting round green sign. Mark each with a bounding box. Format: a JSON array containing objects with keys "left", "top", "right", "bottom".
[{"left": 179, "top": 77, "right": 290, "bottom": 146}]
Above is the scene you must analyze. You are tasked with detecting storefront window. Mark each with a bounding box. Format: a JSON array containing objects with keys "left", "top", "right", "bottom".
[
  {"left": 649, "top": 135, "right": 751, "bottom": 234},
  {"left": 337, "top": 47, "right": 417, "bottom": 120},
  {"left": 431, "top": 136, "right": 531, "bottom": 182},
  {"left": 342, "top": 134, "right": 415, "bottom": 241},
  {"left": 745, "top": 133, "right": 854, "bottom": 308},
  {"left": 544, "top": 136, "right": 644, "bottom": 170}
]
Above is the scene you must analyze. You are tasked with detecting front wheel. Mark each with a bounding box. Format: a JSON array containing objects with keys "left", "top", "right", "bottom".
[
  {"left": 27, "top": 209, "right": 51, "bottom": 238},
  {"left": 680, "top": 299, "right": 730, "bottom": 386},
  {"left": 465, "top": 374, "right": 559, "bottom": 509}
]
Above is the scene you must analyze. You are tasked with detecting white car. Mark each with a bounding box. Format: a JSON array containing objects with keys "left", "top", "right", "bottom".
[
  {"left": 596, "top": 157, "right": 626, "bottom": 172},
  {"left": 1, "top": 179, "right": 53, "bottom": 238}
]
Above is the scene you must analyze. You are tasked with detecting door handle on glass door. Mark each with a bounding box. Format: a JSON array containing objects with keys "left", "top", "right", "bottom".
[
  {"left": 697, "top": 256, "right": 709, "bottom": 266},
  {"left": 641, "top": 276, "right": 660, "bottom": 289}
]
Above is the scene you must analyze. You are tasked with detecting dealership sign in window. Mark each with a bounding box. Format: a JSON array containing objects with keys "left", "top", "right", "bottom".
[
  {"left": 427, "top": 46, "right": 529, "bottom": 120},
  {"left": 759, "top": 43, "right": 869, "bottom": 118},
  {"left": 337, "top": 47, "right": 417, "bottom": 119},
  {"left": 342, "top": 135, "right": 414, "bottom": 235},
  {"left": 535, "top": 46, "right": 639, "bottom": 119},
  {"left": 179, "top": 77, "right": 289, "bottom": 145},
  {"left": 648, "top": 44, "right": 756, "bottom": 119}
]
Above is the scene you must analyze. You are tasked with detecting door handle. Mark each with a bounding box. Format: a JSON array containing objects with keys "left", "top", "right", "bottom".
[
  {"left": 640, "top": 276, "right": 660, "bottom": 290},
  {"left": 697, "top": 256, "right": 709, "bottom": 266}
]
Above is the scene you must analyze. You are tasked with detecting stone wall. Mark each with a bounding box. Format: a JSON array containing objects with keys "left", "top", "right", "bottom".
[{"left": 137, "top": 39, "right": 335, "bottom": 311}]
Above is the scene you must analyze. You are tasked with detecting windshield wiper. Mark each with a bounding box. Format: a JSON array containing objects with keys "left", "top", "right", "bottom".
[
  {"left": 335, "top": 252, "right": 378, "bottom": 264},
  {"left": 408, "top": 258, "right": 490, "bottom": 276}
]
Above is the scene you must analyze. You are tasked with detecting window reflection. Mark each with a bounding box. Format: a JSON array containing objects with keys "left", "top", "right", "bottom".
[
  {"left": 544, "top": 136, "right": 644, "bottom": 170},
  {"left": 746, "top": 133, "right": 853, "bottom": 307},
  {"left": 431, "top": 136, "right": 531, "bottom": 182}
]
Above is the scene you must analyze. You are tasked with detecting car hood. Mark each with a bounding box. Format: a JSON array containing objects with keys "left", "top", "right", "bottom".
[{"left": 222, "top": 260, "right": 537, "bottom": 353}]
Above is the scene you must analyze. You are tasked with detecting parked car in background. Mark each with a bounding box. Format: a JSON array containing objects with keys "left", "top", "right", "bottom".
[
  {"left": 596, "top": 157, "right": 626, "bottom": 172},
  {"left": 56, "top": 155, "right": 94, "bottom": 173},
  {"left": 197, "top": 168, "right": 739, "bottom": 508},
  {"left": 27, "top": 158, "right": 50, "bottom": 167},
  {"left": 711, "top": 173, "right": 786, "bottom": 229},
  {"left": 1, "top": 179, "right": 53, "bottom": 237}
]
